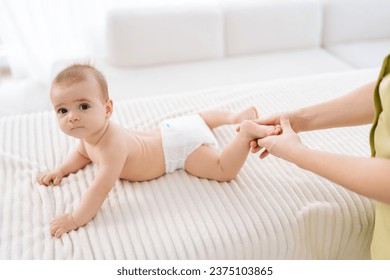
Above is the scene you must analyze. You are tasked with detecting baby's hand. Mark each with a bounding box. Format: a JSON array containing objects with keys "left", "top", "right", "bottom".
[
  {"left": 37, "top": 170, "right": 64, "bottom": 186},
  {"left": 50, "top": 213, "right": 79, "bottom": 238}
]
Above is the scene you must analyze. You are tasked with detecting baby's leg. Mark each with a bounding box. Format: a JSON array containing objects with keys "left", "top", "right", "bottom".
[
  {"left": 199, "top": 107, "right": 258, "bottom": 130},
  {"left": 185, "top": 121, "right": 272, "bottom": 182}
]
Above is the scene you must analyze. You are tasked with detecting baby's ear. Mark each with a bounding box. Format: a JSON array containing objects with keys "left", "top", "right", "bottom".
[{"left": 105, "top": 99, "right": 113, "bottom": 118}]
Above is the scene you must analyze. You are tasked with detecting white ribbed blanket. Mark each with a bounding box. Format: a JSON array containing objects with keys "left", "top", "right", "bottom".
[{"left": 0, "top": 70, "right": 377, "bottom": 259}]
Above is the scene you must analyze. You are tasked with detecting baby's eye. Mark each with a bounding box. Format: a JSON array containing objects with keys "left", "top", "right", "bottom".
[
  {"left": 57, "top": 108, "right": 68, "bottom": 115},
  {"left": 79, "top": 103, "right": 90, "bottom": 111}
]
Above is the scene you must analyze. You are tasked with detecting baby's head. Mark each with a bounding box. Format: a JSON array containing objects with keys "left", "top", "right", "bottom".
[
  {"left": 52, "top": 64, "right": 109, "bottom": 101},
  {"left": 50, "top": 64, "right": 113, "bottom": 139}
]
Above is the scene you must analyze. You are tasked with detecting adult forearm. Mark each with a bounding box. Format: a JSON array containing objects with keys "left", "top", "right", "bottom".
[
  {"left": 296, "top": 81, "right": 376, "bottom": 132},
  {"left": 292, "top": 147, "right": 390, "bottom": 204}
]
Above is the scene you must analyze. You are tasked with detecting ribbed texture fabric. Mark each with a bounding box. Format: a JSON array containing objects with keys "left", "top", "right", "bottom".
[{"left": 0, "top": 70, "right": 376, "bottom": 259}]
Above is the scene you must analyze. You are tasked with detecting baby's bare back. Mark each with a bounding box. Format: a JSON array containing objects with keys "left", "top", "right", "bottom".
[
  {"left": 121, "top": 127, "right": 166, "bottom": 181},
  {"left": 84, "top": 123, "right": 166, "bottom": 182}
]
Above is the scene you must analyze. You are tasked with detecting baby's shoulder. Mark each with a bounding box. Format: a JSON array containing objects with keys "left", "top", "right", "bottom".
[
  {"left": 105, "top": 123, "right": 139, "bottom": 150},
  {"left": 107, "top": 123, "right": 131, "bottom": 140}
]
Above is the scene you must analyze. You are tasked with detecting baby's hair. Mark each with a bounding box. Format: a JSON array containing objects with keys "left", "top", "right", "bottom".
[{"left": 52, "top": 63, "right": 109, "bottom": 101}]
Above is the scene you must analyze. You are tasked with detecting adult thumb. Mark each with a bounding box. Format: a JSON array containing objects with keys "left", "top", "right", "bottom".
[{"left": 280, "top": 115, "right": 293, "bottom": 133}]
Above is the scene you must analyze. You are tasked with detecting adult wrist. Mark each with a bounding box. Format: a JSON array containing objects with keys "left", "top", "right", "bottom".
[
  {"left": 294, "top": 108, "right": 309, "bottom": 133},
  {"left": 291, "top": 144, "right": 309, "bottom": 168}
]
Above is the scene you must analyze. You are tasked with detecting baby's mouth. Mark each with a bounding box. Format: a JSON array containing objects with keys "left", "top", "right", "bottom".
[{"left": 70, "top": 126, "right": 83, "bottom": 130}]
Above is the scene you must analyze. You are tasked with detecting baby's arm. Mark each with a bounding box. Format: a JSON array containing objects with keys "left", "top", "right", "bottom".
[
  {"left": 37, "top": 142, "right": 91, "bottom": 186},
  {"left": 50, "top": 141, "right": 127, "bottom": 238}
]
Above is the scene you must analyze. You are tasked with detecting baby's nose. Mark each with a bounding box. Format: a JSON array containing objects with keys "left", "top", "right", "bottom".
[{"left": 68, "top": 112, "right": 80, "bottom": 122}]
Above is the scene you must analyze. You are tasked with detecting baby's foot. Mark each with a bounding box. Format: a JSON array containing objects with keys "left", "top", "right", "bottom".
[
  {"left": 239, "top": 120, "right": 275, "bottom": 140},
  {"left": 234, "top": 107, "right": 258, "bottom": 124}
]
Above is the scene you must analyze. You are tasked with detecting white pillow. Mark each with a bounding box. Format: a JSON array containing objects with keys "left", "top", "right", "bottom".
[
  {"left": 106, "top": 4, "right": 224, "bottom": 67},
  {"left": 325, "top": 40, "right": 390, "bottom": 68},
  {"left": 222, "top": 0, "right": 322, "bottom": 56},
  {"left": 323, "top": 0, "right": 390, "bottom": 45}
]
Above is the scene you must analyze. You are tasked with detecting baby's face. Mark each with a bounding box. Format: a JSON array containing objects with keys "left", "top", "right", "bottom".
[{"left": 50, "top": 77, "right": 109, "bottom": 139}]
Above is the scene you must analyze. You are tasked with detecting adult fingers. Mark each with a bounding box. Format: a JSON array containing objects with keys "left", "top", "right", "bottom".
[
  {"left": 254, "top": 114, "right": 281, "bottom": 126},
  {"left": 256, "top": 137, "right": 272, "bottom": 157},
  {"left": 250, "top": 118, "right": 269, "bottom": 126},
  {"left": 250, "top": 140, "right": 258, "bottom": 148},
  {"left": 259, "top": 149, "right": 269, "bottom": 159},
  {"left": 250, "top": 139, "right": 262, "bottom": 153},
  {"left": 280, "top": 115, "right": 293, "bottom": 133},
  {"left": 257, "top": 137, "right": 271, "bottom": 151},
  {"left": 275, "top": 125, "right": 282, "bottom": 135}
]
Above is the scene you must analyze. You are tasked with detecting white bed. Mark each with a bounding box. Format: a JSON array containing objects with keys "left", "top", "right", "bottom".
[{"left": 0, "top": 69, "right": 377, "bottom": 259}]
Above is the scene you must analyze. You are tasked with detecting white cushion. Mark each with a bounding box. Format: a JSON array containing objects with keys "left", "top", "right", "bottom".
[
  {"left": 106, "top": 4, "right": 224, "bottom": 67},
  {"left": 84, "top": 48, "right": 353, "bottom": 101},
  {"left": 326, "top": 40, "right": 390, "bottom": 68},
  {"left": 222, "top": 0, "right": 322, "bottom": 56},
  {"left": 323, "top": 0, "right": 390, "bottom": 45}
]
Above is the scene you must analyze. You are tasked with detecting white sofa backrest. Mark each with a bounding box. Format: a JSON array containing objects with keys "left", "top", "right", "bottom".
[
  {"left": 222, "top": 0, "right": 322, "bottom": 56},
  {"left": 106, "top": 4, "right": 224, "bottom": 67},
  {"left": 322, "top": 0, "right": 390, "bottom": 45}
]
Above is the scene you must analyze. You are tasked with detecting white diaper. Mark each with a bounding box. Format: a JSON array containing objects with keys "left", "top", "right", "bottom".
[{"left": 160, "top": 114, "right": 219, "bottom": 173}]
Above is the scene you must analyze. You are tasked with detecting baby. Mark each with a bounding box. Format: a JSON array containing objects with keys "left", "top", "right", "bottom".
[{"left": 37, "top": 64, "right": 279, "bottom": 238}]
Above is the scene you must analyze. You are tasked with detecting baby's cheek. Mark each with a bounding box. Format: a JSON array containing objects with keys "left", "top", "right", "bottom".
[
  {"left": 59, "top": 123, "right": 68, "bottom": 133},
  {"left": 59, "top": 122, "right": 72, "bottom": 136}
]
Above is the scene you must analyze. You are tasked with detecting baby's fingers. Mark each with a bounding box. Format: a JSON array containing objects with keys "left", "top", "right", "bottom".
[
  {"left": 37, "top": 173, "right": 52, "bottom": 186},
  {"left": 50, "top": 218, "right": 65, "bottom": 238},
  {"left": 52, "top": 176, "right": 62, "bottom": 186},
  {"left": 42, "top": 175, "right": 55, "bottom": 186},
  {"left": 54, "top": 228, "right": 64, "bottom": 239},
  {"left": 37, "top": 173, "right": 45, "bottom": 185},
  {"left": 50, "top": 220, "right": 59, "bottom": 236},
  {"left": 37, "top": 173, "right": 50, "bottom": 184}
]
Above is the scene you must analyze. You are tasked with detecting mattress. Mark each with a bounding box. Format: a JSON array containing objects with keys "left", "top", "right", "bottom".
[{"left": 0, "top": 69, "right": 377, "bottom": 259}]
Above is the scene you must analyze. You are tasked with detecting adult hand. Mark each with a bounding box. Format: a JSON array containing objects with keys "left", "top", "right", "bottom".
[
  {"left": 256, "top": 115, "right": 305, "bottom": 162},
  {"left": 250, "top": 112, "right": 303, "bottom": 156}
]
